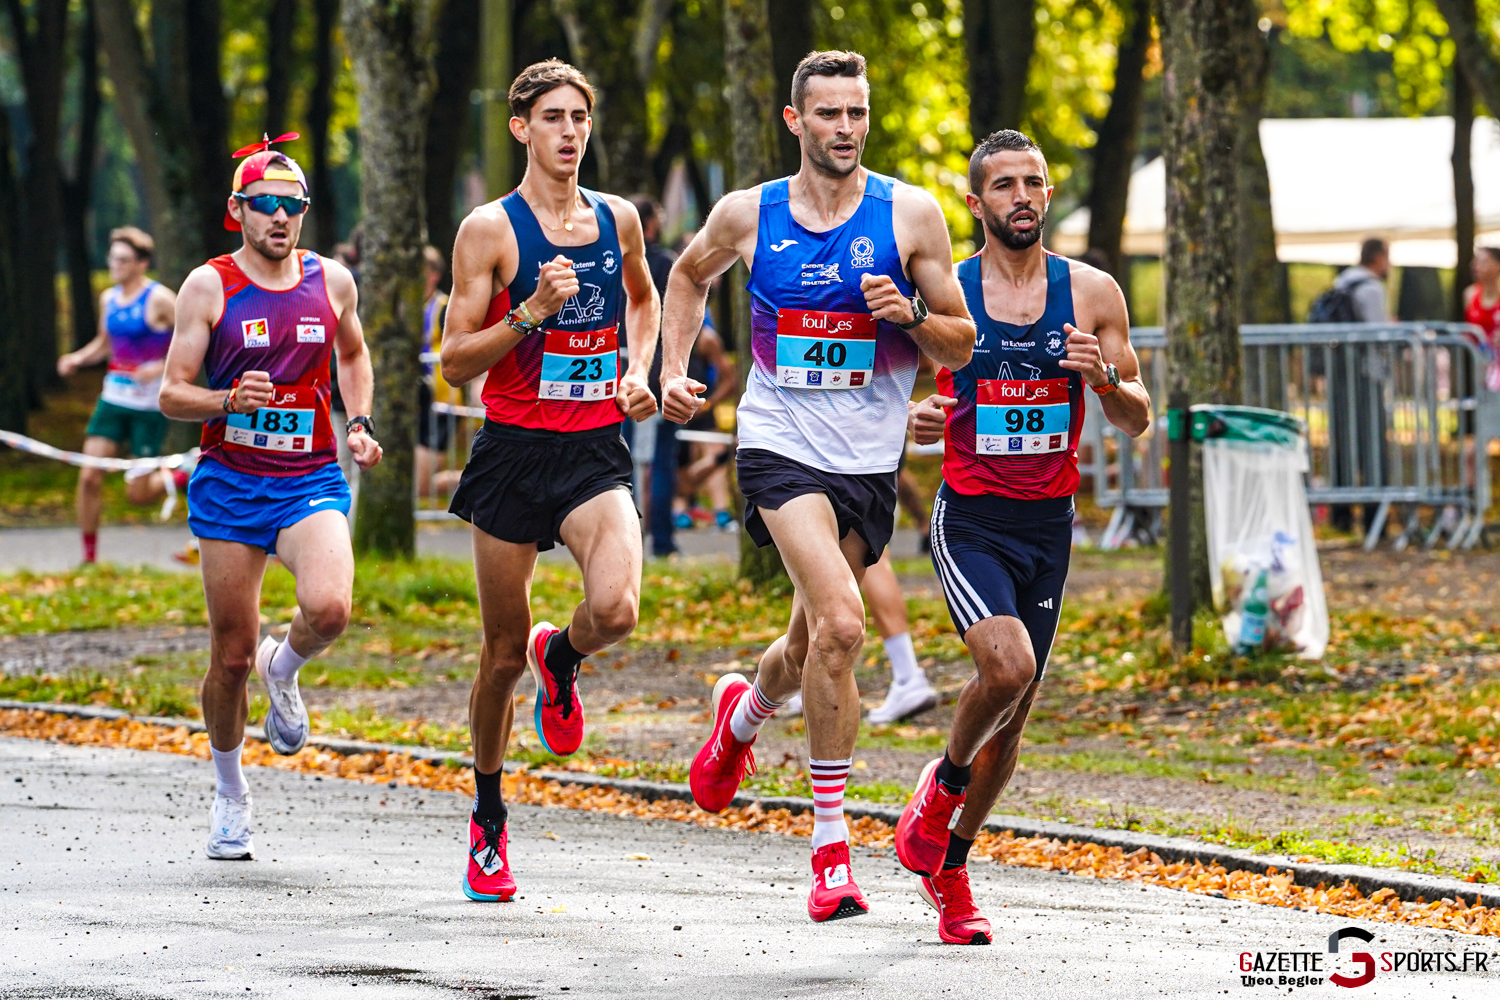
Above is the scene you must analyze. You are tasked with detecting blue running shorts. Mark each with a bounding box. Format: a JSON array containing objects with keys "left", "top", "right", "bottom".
[
  {"left": 929, "top": 483, "right": 1073, "bottom": 681},
  {"left": 187, "top": 457, "right": 351, "bottom": 554}
]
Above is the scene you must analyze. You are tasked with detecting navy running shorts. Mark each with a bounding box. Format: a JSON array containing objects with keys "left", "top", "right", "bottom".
[
  {"left": 929, "top": 483, "right": 1073, "bottom": 680},
  {"left": 187, "top": 457, "right": 351, "bottom": 555},
  {"left": 736, "top": 448, "right": 897, "bottom": 566}
]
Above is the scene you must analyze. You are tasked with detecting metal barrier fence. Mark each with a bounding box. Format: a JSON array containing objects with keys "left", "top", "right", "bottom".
[{"left": 1082, "top": 323, "right": 1496, "bottom": 551}]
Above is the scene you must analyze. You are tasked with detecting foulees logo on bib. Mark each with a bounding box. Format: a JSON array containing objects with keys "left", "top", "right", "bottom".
[{"left": 241, "top": 318, "right": 270, "bottom": 349}]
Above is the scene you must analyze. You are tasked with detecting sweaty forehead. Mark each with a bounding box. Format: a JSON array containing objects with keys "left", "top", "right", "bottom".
[{"left": 981, "top": 149, "right": 1049, "bottom": 185}]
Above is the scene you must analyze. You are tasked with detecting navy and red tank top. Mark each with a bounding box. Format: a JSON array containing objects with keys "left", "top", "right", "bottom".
[
  {"left": 938, "top": 250, "right": 1084, "bottom": 499},
  {"left": 198, "top": 250, "right": 340, "bottom": 476},
  {"left": 479, "top": 188, "right": 625, "bottom": 432}
]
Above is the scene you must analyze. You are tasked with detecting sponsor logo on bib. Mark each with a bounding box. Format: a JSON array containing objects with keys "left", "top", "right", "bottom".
[
  {"left": 242, "top": 318, "right": 270, "bottom": 349},
  {"left": 850, "top": 236, "right": 875, "bottom": 269},
  {"left": 297, "top": 324, "right": 325, "bottom": 343}
]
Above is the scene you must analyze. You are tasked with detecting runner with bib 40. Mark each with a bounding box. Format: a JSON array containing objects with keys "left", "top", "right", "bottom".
[
  {"left": 896, "top": 130, "right": 1150, "bottom": 944},
  {"left": 660, "top": 51, "right": 975, "bottom": 923}
]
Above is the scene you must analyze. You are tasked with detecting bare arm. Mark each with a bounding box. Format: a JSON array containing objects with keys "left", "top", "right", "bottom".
[
  {"left": 1065, "top": 262, "right": 1150, "bottom": 438},
  {"left": 57, "top": 290, "right": 113, "bottom": 375},
  {"left": 325, "top": 258, "right": 382, "bottom": 469},
  {"left": 158, "top": 265, "right": 246, "bottom": 421},
  {"left": 878, "top": 185, "right": 974, "bottom": 371},
  {"left": 439, "top": 209, "right": 523, "bottom": 386},
  {"left": 605, "top": 194, "right": 662, "bottom": 421},
  {"left": 660, "top": 188, "right": 760, "bottom": 424}
]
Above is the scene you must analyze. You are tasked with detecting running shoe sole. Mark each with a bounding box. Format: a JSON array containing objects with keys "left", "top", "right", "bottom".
[
  {"left": 814, "top": 896, "right": 869, "bottom": 922},
  {"left": 462, "top": 875, "right": 514, "bottom": 902},
  {"left": 917, "top": 878, "right": 992, "bottom": 945},
  {"left": 255, "top": 635, "right": 308, "bottom": 756},
  {"left": 204, "top": 844, "right": 255, "bottom": 861}
]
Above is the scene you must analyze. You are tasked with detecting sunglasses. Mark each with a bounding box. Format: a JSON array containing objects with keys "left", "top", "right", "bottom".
[{"left": 234, "top": 192, "right": 310, "bottom": 217}]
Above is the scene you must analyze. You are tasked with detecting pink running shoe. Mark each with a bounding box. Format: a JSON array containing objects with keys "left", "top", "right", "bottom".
[
  {"left": 527, "top": 621, "right": 584, "bottom": 757},
  {"left": 688, "top": 673, "right": 757, "bottom": 813},
  {"left": 895, "top": 756, "right": 965, "bottom": 877},
  {"left": 807, "top": 841, "right": 868, "bottom": 922},
  {"left": 463, "top": 814, "right": 516, "bottom": 902},
  {"left": 918, "top": 866, "right": 993, "bottom": 944}
]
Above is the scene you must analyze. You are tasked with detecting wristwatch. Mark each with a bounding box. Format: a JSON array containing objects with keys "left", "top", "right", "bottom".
[
  {"left": 346, "top": 415, "right": 376, "bottom": 437},
  {"left": 1091, "top": 363, "right": 1121, "bottom": 395},
  {"left": 896, "top": 296, "right": 929, "bottom": 331}
]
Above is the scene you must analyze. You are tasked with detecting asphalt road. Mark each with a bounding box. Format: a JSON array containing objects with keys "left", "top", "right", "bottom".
[{"left": 3, "top": 737, "right": 1494, "bottom": 999}]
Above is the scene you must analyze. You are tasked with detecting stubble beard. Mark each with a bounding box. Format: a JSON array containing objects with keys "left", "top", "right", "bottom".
[
  {"left": 984, "top": 206, "right": 1046, "bottom": 251},
  {"left": 804, "top": 135, "right": 863, "bottom": 179},
  {"left": 246, "top": 228, "right": 297, "bottom": 262}
]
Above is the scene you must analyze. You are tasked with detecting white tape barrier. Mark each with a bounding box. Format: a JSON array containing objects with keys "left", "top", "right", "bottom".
[{"left": 0, "top": 430, "right": 197, "bottom": 521}]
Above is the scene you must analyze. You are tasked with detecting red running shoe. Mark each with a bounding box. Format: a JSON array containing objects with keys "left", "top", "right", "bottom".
[
  {"left": 689, "top": 673, "right": 757, "bottom": 813},
  {"left": 895, "top": 756, "right": 965, "bottom": 877},
  {"left": 918, "top": 866, "right": 992, "bottom": 944},
  {"left": 807, "top": 841, "right": 868, "bottom": 922},
  {"left": 463, "top": 814, "right": 516, "bottom": 902},
  {"left": 527, "top": 621, "right": 584, "bottom": 757}
]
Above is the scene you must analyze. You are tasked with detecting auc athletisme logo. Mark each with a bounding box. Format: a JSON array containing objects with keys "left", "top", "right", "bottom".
[
  {"left": 556, "top": 284, "right": 605, "bottom": 325},
  {"left": 849, "top": 236, "right": 875, "bottom": 269}
]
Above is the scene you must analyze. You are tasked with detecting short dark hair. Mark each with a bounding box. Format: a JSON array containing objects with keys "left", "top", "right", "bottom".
[
  {"left": 509, "top": 59, "right": 594, "bottom": 120},
  {"left": 790, "top": 50, "right": 867, "bottom": 112},
  {"left": 109, "top": 226, "right": 154, "bottom": 262},
  {"left": 968, "top": 130, "right": 1044, "bottom": 193},
  {"left": 1359, "top": 237, "right": 1388, "bottom": 266},
  {"left": 1478, "top": 246, "right": 1500, "bottom": 264}
]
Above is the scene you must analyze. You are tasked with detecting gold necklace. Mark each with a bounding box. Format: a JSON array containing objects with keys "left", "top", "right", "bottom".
[{"left": 537, "top": 195, "right": 578, "bottom": 232}]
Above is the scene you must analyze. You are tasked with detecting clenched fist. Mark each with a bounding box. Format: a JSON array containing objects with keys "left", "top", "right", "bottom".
[{"left": 528, "top": 255, "right": 581, "bottom": 319}]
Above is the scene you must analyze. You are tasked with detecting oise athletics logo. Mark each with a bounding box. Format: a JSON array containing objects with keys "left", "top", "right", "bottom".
[{"left": 850, "top": 236, "right": 875, "bottom": 269}]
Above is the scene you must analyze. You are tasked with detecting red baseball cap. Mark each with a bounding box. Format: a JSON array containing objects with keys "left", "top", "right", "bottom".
[{"left": 225, "top": 134, "right": 309, "bottom": 231}]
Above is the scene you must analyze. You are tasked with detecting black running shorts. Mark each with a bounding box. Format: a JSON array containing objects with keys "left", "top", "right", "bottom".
[
  {"left": 449, "top": 420, "right": 634, "bottom": 550},
  {"left": 736, "top": 448, "right": 897, "bottom": 566}
]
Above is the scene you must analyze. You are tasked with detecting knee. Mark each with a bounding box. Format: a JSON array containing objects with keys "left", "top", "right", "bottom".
[
  {"left": 478, "top": 631, "right": 528, "bottom": 685},
  {"left": 302, "top": 596, "right": 351, "bottom": 640},
  {"left": 79, "top": 469, "right": 104, "bottom": 492},
  {"left": 973, "top": 648, "right": 1034, "bottom": 702},
  {"left": 588, "top": 595, "right": 638, "bottom": 645},
  {"left": 809, "top": 609, "right": 865, "bottom": 672},
  {"left": 211, "top": 647, "right": 255, "bottom": 682}
]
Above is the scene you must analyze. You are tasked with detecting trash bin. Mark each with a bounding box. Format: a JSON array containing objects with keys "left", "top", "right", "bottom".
[{"left": 1194, "top": 405, "right": 1329, "bottom": 660}]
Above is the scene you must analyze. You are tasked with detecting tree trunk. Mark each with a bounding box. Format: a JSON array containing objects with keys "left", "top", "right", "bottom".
[
  {"left": 308, "top": 0, "right": 340, "bottom": 253},
  {"left": 344, "top": 0, "right": 443, "bottom": 558},
  {"left": 62, "top": 0, "right": 102, "bottom": 351},
  {"left": 965, "top": 0, "right": 1035, "bottom": 141},
  {"left": 0, "top": 82, "right": 26, "bottom": 432},
  {"left": 768, "top": 0, "right": 813, "bottom": 176},
  {"left": 425, "top": 0, "right": 482, "bottom": 264},
  {"left": 1436, "top": 0, "right": 1500, "bottom": 122},
  {"left": 184, "top": 1, "right": 233, "bottom": 256},
  {"left": 6, "top": 0, "right": 69, "bottom": 405},
  {"left": 1085, "top": 0, "right": 1150, "bottom": 280},
  {"left": 1160, "top": 0, "right": 1243, "bottom": 611},
  {"left": 480, "top": 0, "right": 513, "bottom": 199},
  {"left": 265, "top": 0, "right": 299, "bottom": 139},
  {"left": 723, "top": 0, "right": 785, "bottom": 585},
  {"left": 1453, "top": 63, "right": 1475, "bottom": 322},
  {"left": 1235, "top": 8, "right": 1286, "bottom": 326}
]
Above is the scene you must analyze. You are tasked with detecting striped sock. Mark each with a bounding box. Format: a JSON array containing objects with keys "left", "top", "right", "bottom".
[
  {"left": 728, "top": 679, "right": 783, "bottom": 743},
  {"left": 809, "top": 757, "right": 852, "bottom": 849}
]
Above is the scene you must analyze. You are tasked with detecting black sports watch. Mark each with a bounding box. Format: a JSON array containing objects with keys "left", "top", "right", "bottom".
[
  {"left": 896, "top": 296, "right": 929, "bottom": 331},
  {"left": 345, "top": 415, "right": 376, "bottom": 437}
]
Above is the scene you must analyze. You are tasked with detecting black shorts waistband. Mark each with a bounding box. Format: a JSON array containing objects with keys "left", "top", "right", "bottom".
[
  {"left": 936, "top": 482, "right": 1074, "bottom": 521},
  {"left": 482, "top": 419, "right": 623, "bottom": 444}
]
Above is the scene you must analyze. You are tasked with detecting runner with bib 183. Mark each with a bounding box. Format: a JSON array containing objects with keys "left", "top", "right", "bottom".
[
  {"left": 660, "top": 50, "right": 975, "bottom": 924},
  {"left": 159, "top": 135, "right": 383, "bottom": 862},
  {"left": 896, "top": 130, "right": 1150, "bottom": 944}
]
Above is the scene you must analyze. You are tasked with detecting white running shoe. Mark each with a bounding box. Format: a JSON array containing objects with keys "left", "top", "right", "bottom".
[
  {"left": 867, "top": 677, "right": 939, "bottom": 724},
  {"left": 255, "top": 635, "right": 309, "bottom": 755},
  {"left": 205, "top": 792, "right": 255, "bottom": 860},
  {"left": 782, "top": 693, "right": 804, "bottom": 716}
]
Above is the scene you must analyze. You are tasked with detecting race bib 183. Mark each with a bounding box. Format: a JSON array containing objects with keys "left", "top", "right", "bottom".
[
  {"left": 538, "top": 327, "right": 618, "bottom": 401},
  {"left": 774, "top": 309, "right": 876, "bottom": 389},
  {"left": 225, "top": 383, "right": 318, "bottom": 453},
  {"left": 975, "top": 378, "right": 1072, "bottom": 455}
]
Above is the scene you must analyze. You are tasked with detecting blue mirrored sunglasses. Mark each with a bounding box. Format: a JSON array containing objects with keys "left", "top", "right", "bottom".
[{"left": 234, "top": 193, "right": 310, "bottom": 217}]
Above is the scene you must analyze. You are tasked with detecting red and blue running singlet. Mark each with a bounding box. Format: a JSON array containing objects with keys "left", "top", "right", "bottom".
[
  {"left": 479, "top": 188, "right": 625, "bottom": 432},
  {"left": 938, "top": 251, "right": 1085, "bottom": 499},
  {"left": 198, "top": 251, "right": 340, "bottom": 476}
]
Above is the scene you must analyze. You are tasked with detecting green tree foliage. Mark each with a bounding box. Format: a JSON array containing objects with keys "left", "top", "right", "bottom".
[{"left": 1282, "top": 0, "right": 1459, "bottom": 114}]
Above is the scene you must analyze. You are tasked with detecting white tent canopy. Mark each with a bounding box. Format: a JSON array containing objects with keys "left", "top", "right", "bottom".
[{"left": 1053, "top": 117, "right": 1500, "bottom": 268}]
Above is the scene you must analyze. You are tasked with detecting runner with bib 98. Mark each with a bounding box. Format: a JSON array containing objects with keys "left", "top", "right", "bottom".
[
  {"left": 895, "top": 130, "right": 1150, "bottom": 944},
  {"left": 659, "top": 51, "right": 975, "bottom": 923}
]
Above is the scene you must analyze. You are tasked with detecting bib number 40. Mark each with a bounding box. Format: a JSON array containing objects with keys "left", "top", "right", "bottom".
[{"left": 801, "top": 341, "right": 848, "bottom": 367}]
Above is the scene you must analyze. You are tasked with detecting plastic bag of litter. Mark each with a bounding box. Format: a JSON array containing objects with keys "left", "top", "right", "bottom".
[{"left": 1196, "top": 406, "right": 1329, "bottom": 659}]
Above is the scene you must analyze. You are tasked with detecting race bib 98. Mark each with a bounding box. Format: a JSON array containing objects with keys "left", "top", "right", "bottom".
[
  {"left": 538, "top": 327, "right": 618, "bottom": 401},
  {"left": 975, "top": 378, "right": 1071, "bottom": 455},
  {"left": 774, "top": 309, "right": 876, "bottom": 389},
  {"left": 225, "top": 383, "right": 318, "bottom": 453}
]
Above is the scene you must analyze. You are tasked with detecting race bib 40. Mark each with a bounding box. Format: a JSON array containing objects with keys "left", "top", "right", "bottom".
[
  {"left": 774, "top": 309, "right": 875, "bottom": 389},
  {"left": 976, "top": 378, "right": 1072, "bottom": 455}
]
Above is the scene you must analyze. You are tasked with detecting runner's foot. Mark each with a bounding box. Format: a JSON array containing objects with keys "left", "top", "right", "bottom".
[
  {"left": 895, "top": 757, "right": 965, "bottom": 877},
  {"left": 255, "top": 635, "right": 309, "bottom": 755},
  {"left": 688, "top": 673, "right": 757, "bottom": 813},
  {"left": 463, "top": 813, "right": 516, "bottom": 902},
  {"left": 782, "top": 692, "right": 803, "bottom": 716},
  {"left": 918, "top": 866, "right": 992, "bottom": 944},
  {"left": 867, "top": 676, "right": 939, "bottom": 724},
  {"left": 807, "top": 841, "right": 868, "bottom": 922},
  {"left": 205, "top": 792, "right": 254, "bottom": 860},
  {"left": 527, "top": 622, "right": 585, "bottom": 757}
]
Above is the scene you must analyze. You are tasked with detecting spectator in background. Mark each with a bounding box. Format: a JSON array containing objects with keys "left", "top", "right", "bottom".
[
  {"left": 417, "top": 246, "right": 457, "bottom": 498},
  {"left": 1328, "top": 237, "right": 1391, "bottom": 534},
  {"left": 627, "top": 194, "right": 681, "bottom": 557},
  {"left": 1464, "top": 246, "right": 1500, "bottom": 391},
  {"left": 1334, "top": 237, "right": 1391, "bottom": 323},
  {"left": 674, "top": 311, "right": 737, "bottom": 531}
]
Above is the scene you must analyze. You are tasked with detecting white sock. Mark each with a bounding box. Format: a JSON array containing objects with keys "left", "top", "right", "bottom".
[
  {"left": 729, "top": 679, "right": 784, "bottom": 744},
  {"left": 884, "top": 632, "right": 921, "bottom": 687},
  {"left": 268, "top": 638, "right": 309, "bottom": 685},
  {"left": 212, "top": 741, "right": 248, "bottom": 800},
  {"left": 809, "top": 757, "right": 851, "bottom": 849}
]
